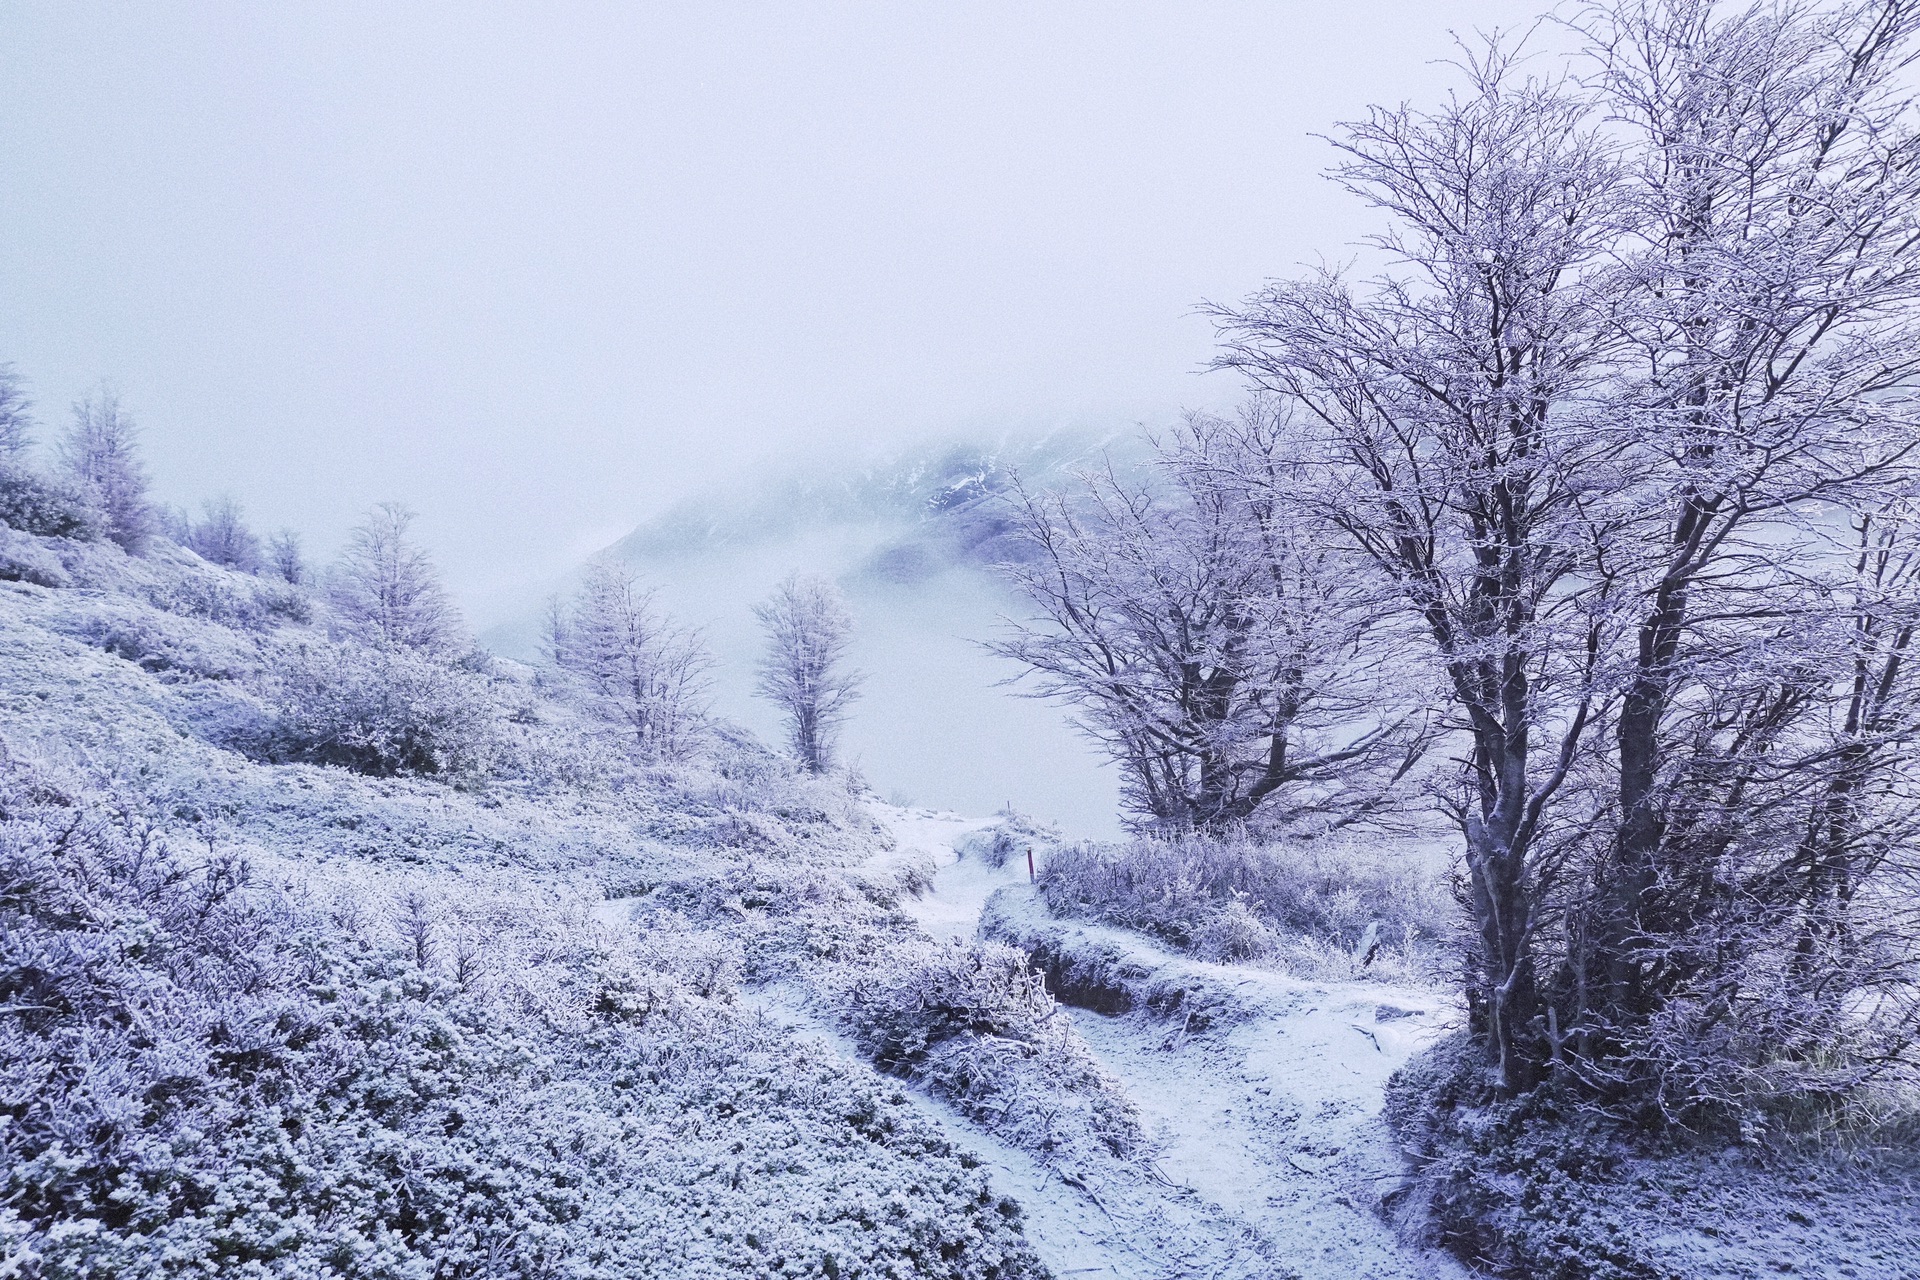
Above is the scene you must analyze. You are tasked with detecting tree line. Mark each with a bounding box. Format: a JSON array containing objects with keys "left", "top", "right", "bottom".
[{"left": 1, "top": 369, "right": 865, "bottom": 779}]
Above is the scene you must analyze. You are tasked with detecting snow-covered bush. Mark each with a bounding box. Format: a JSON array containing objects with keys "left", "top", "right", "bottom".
[
  {"left": 0, "top": 527, "right": 71, "bottom": 586},
  {"left": 0, "top": 465, "right": 103, "bottom": 541},
  {"left": 640, "top": 865, "right": 911, "bottom": 978},
  {"left": 891, "top": 852, "right": 938, "bottom": 898},
  {"left": 625, "top": 910, "right": 745, "bottom": 1001},
  {"left": 1384, "top": 1036, "right": 1920, "bottom": 1280},
  {"left": 0, "top": 760, "right": 1050, "bottom": 1280},
  {"left": 955, "top": 809, "right": 1059, "bottom": 868},
  {"left": 1190, "top": 893, "right": 1275, "bottom": 963},
  {"left": 139, "top": 562, "right": 309, "bottom": 630},
  {"left": 840, "top": 938, "right": 1142, "bottom": 1157},
  {"left": 260, "top": 639, "right": 501, "bottom": 777},
  {"left": 181, "top": 495, "right": 263, "bottom": 572},
  {"left": 1039, "top": 831, "right": 1446, "bottom": 977},
  {"left": 32, "top": 536, "right": 315, "bottom": 632},
  {"left": 48, "top": 598, "right": 254, "bottom": 682}
]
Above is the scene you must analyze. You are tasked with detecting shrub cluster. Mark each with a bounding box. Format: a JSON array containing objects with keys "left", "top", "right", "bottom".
[
  {"left": 0, "top": 527, "right": 71, "bottom": 587},
  {"left": 1037, "top": 831, "right": 1447, "bottom": 977},
  {"left": 839, "top": 938, "right": 1142, "bottom": 1158},
  {"left": 0, "top": 765, "right": 1048, "bottom": 1280},
  {"left": 629, "top": 864, "right": 1143, "bottom": 1162},
  {"left": 953, "top": 810, "right": 1059, "bottom": 869},
  {"left": 1383, "top": 1037, "right": 1920, "bottom": 1280},
  {"left": 259, "top": 640, "right": 501, "bottom": 778},
  {"left": 0, "top": 467, "right": 102, "bottom": 541}
]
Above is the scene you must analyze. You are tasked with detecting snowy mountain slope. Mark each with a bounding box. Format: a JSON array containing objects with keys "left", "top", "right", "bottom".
[{"left": 0, "top": 529, "right": 1058, "bottom": 1278}]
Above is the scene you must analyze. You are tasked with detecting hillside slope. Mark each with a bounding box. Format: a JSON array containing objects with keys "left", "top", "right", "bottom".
[{"left": 0, "top": 527, "right": 1051, "bottom": 1279}]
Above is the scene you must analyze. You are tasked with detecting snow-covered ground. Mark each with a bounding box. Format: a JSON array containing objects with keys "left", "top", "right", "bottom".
[{"left": 813, "top": 805, "right": 1470, "bottom": 1280}]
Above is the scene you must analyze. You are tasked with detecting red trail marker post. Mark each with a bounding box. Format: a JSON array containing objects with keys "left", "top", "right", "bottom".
[{"left": 1026, "top": 847, "right": 1035, "bottom": 883}]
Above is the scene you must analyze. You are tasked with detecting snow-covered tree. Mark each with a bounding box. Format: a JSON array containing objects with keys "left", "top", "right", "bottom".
[
  {"left": 60, "top": 387, "right": 153, "bottom": 552},
  {"left": 267, "top": 528, "right": 308, "bottom": 585},
  {"left": 549, "top": 556, "right": 710, "bottom": 760},
  {"left": 754, "top": 574, "right": 863, "bottom": 774},
  {"left": 0, "top": 364, "right": 30, "bottom": 459},
  {"left": 1210, "top": 0, "right": 1920, "bottom": 1106},
  {"left": 1564, "top": 0, "right": 1920, "bottom": 1089},
  {"left": 0, "top": 369, "right": 102, "bottom": 541},
  {"left": 185, "top": 495, "right": 263, "bottom": 572},
  {"left": 996, "top": 403, "right": 1431, "bottom": 833},
  {"left": 327, "top": 502, "right": 463, "bottom": 652}
]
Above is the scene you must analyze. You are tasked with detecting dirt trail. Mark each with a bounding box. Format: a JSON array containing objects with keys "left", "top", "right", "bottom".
[{"left": 851, "top": 807, "right": 1468, "bottom": 1280}]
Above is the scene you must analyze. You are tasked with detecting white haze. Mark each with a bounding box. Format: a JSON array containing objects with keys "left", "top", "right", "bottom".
[
  {"left": 486, "top": 436, "right": 1134, "bottom": 836},
  {"left": 0, "top": 0, "right": 1550, "bottom": 630}
]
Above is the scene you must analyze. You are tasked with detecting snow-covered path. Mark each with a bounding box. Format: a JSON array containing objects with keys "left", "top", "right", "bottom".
[{"left": 861, "top": 807, "right": 1469, "bottom": 1280}]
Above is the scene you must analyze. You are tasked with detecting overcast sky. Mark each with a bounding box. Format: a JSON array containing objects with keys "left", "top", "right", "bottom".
[{"left": 1, "top": 1, "right": 1544, "bottom": 624}]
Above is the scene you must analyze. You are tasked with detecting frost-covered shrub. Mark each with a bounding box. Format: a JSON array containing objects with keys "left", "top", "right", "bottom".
[
  {"left": 0, "top": 779, "right": 517, "bottom": 1278},
  {"left": 0, "top": 765, "right": 1049, "bottom": 1280},
  {"left": 181, "top": 495, "right": 263, "bottom": 572},
  {"left": 1039, "top": 831, "right": 1446, "bottom": 976},
  {"left": 0, "top": 527, "right": 70, "bottom": 587},
  {"left": 626, "top": 911, "right": 746, "bottom": 1000},
  {"left": 956, "top": 809, "right": 1059, "bottom": 868},
  {"left": 28, "top": 536, "right": 307, "bottom": 633},
  {"left": 641, "top": 866, "right": 912, "bottom": 979},
  {"left": 0, "top": 465, "right": 103, "bottom": 540},
  {"left": 637, "top": 866, "right": 1142, "bottom": 1160},
  {"left": 893, "top": 852, "right": 938, "bottom": 898},
  {"left": 1190, "top": 893, "right": 1275, "bottom": 962},
  {"left": 49, "top": 600, "right": 252, "bottom": 681},
  {"left": 840, "top": 938, "right": 1142, "bottom": 1157},
  {"left": 260, "top": 639, "right": 501, "bottom": 777},
  {"left": 140, "top": 564, "right": 308, "bottom": 630},
  {"left": 649, "top": 735, "right": 886, "bottom": 865},
  {"left": 1604, "top": 932, "right": 1920, "bottom": 1134},
  {"left": 1383, "top": 1036, "right": 1920, "bottom": 1280}
]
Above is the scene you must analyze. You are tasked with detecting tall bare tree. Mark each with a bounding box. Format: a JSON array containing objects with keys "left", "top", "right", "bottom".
[
  {"left": 1213, "top": 46, "right": 1626, "bottom": 1089},
  {"left": 266, "top": 529, "right": 308, "bottom": 586},
  {"left": 328, "top": 503, "right": 463, "bottom": 652},
  {"left": 60, "top": 388, "right": 153, "bottom": 553},
  {"left": 550, "top": 556, "right": 711, "bottom": 760},
  {"left": 1210, "top": 2, "right": 1920, "bottom": 1107},
  {"left": 754, "top": 574, "right": 862, "bottom": 774},
  {"left": 996, "top": 403, "right": 1431, "bottom": 834},
  {"left": 1572, "top": 0, "right": 1920, "bottom": 1069}
]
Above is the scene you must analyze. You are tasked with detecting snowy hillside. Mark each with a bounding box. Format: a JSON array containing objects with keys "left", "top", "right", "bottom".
[
  {"left": 0, "top": 529, "right": 1047, "bottom": 1277},
  {"left": 6, "top": 487, "right": 1917, "bottom": 1279},
  {"left": 0, "top": 521, "right": 1473, "bottom": 1280}
]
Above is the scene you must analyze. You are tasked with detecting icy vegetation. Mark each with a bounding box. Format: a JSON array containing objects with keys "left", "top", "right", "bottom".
[
  {"left": 0, "top": 506, "right": 1472, "bottom": 1279},
  {"left": 1035, "top": 832, "right": 1450, "bottom": 982},
  {"left": 0, "top": 522, "right": 1054, "bottom": 1278},
  {"left": 3, "top": 421, "right": 1916, "bottom": 1276},
  {"left": 12, "top": 1, "right": 1920, "bottom": 1274}
]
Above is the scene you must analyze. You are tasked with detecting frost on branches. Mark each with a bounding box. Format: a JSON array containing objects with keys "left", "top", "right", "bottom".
[
  {"left": 1205, "top": 0, "right": 1920, "bottom": 1120},
  {"left": 994, "top": 401, "right": 1434, "bottom": 836}
]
